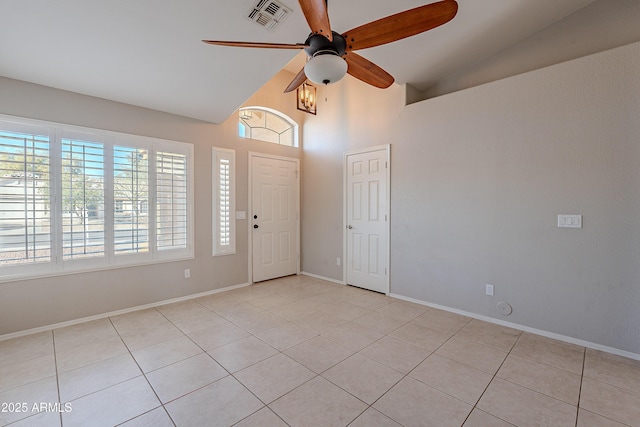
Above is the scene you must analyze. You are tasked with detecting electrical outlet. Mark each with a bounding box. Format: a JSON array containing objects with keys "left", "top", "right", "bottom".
[
  {"left": 184, "top": 269, "right": 191, "bottom": 279},
  {"left": 336, "top": 258, "right": 341, "bottom": 266},
  {"left": 485, "top": 284, "right": 494, "bottom": 296}
]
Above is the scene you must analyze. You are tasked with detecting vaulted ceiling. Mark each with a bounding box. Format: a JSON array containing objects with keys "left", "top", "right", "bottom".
[{"left": 1, "top": 0, "right": 597, "bottom": 123}]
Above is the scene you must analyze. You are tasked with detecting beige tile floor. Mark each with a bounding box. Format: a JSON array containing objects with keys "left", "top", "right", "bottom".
[{"left": 1, "top": 275, "right": 639, "bottom": 427}]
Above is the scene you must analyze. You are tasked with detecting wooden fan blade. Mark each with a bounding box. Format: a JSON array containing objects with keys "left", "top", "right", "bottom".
[
  {"left": 284, "top": 67, "right": 308, "bottom": 93},
  {"left": 345, "top": 53, "right": 394, "bottom": 89},
  {"left": 298, "top": 0, "right": 333, "bottom": 41},
  {"left": 202, "top": 40, "right": 307, "bottom": 49},
  {"left": 342, "top": 0, "right": 458, "bottom": 51}
]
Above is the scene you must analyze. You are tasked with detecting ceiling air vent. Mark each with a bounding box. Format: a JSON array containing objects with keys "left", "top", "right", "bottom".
[{"left": 247, "top": 0, "right": 292, "bottom": 31}]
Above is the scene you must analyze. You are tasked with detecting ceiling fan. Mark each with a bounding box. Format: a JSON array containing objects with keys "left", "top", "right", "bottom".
[{"left": 203, "top": 0, "right": 458, "bottom": 93}]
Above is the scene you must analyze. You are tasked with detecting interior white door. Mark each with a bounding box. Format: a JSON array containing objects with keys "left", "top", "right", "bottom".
[
  {"left": 251, "top": 154, "right": 299, "bottom": 282},
  {"left": 345, "top": 146, "right": 390, "bottom": 294}
]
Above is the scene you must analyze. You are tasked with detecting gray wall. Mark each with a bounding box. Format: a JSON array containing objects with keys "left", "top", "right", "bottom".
[
  {"left": 421, "top": 0, "right": 640, "bottom": 100},
  {"left": 300, "top": 81, "right": 405, "bottom": 280},
  {"left": 0, "top": 71, "right": 305, "bottom": 335},
  {"left": 301, "top": 42, "right": 640, "bottom": 354},
  {"left": 393, "top": 42, "right": 640, "bottom": 354}
]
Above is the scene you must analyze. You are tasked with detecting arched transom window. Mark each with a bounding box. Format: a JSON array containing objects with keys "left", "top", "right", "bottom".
[{"left": 238, "top": 107, "right": 298, "bottom": 147}]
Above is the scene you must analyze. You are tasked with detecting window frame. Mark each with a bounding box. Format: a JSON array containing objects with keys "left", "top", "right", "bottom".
[
  {"left": 0, "top": 114, "right": 194, "bottom": 282},
  {"left": 238, "top": 106, "right": 299, "bottom": 147},
  {"left": 212, "top": 147, "right": 236, "bottom": 256}
]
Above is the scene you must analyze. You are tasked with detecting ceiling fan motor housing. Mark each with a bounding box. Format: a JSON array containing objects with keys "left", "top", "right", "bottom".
[{"left": 304, "top": 31, "right": 346, "bottom": 58}]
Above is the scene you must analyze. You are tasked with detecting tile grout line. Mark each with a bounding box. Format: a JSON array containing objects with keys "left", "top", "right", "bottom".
[
  {"left": 399, "top": 319, "right": 484, "bottom": 425},
  {"left": 432, "top": 320, "right": 484, "bottom": 427},
  {"left": 219, "top": 288, "right": 391, "bottom": 425},
  {"left": 149, "top": 302, "right": 292, "bottom": 426},
  {"left": 108, "top": 314, "right": 177, "bottom": 427},
  {"left": 574, "top": 347, "right": 586, "bottom": 427},
  {"left": 341, "top": 310, "right": 504, "bottom": 424},
  {"left": 51, "top": 329, "right": 64, "bottom": 427},
  {"left": 464, "top": 329, "right": 523, "bottom": 427},
  {"left": 144, "top": 308, "right": 230, "bottom": 427},
  {"left": 314, "top": 311, "right": 467, "bottom": 426},
  {"left": 471, "top": 330, "right": 595, "bottom": 426},
  {"left": 287, "top": 295, "right": 452, "bottom": 425}
]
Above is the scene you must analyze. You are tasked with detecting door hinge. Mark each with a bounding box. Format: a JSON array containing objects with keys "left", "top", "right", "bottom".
[
  {"left": 295, "top": 170, "right": 299, "bottom": 179},
  {"left": 385, "top": 161, "right": 388, "bottom": 169}
]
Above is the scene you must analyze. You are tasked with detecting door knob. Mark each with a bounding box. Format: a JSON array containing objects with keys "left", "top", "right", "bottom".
[
  {"left": 254, "top": 224, "right": 259, "bottom": 229},
  {"left": 347, "top": 225, "right": 353, "bottom": 229},
  {"left": 253, "top": 214, "right": 258, "bottom": 219}
]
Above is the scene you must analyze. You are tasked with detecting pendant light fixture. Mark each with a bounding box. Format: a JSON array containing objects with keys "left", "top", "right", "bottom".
[{"left": 296, "top": 82, "right": 317, "bottom": 115}]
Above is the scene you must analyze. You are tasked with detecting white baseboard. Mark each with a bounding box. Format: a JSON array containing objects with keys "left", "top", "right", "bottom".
[
  {"left": 300, "top": 271, "right": 345, "bottom": 285},
  {"left": 0, "top": 282, "right": 250, "bottom": 342},
  {"left": 391, "top": 293, "right": 640, "bottom": 362}
]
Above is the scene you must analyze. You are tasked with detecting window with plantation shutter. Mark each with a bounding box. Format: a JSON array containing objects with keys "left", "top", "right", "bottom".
[
  {"left": 114, "top": 146, "right": 149, "bottom": 256},
  {"left": 0, "top": 126, "right": 51, "bottom": 268},
  {"left": 0, "top": 114, "right": 193, "bottom": 281},
  {"left": 212, "top": 147, "right": 235, "bottom": 256},
  {"left": 61, "top": 136, "right": 105, "bottom": 261},
  {"left": 156, "top": 151, "right": 188, "bottom": 252}
]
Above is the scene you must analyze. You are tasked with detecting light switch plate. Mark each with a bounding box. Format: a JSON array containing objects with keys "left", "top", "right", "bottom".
[
  {"left": 558, "top": 214, "right": 582, "bottom": 228},
  {"left": 235, "top": 211, "right": 246, "bottom": 220}
]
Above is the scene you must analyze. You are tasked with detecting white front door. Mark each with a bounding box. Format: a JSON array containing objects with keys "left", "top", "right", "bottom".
[
  {"left": 345, "top": 145, "right": 390, "bottom": 294},
  {"left": 250, "top": 153, "right": 299, "bottom": 283}
]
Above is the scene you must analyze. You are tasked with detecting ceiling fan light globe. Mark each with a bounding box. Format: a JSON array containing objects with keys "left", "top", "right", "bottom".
[{"left": 304, "top": 54, "right": 348, "bottom": 86}]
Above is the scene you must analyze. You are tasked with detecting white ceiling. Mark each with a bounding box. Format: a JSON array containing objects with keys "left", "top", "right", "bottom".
[{"left": 1, "top": 0, "right": 597, "bottom": 124}]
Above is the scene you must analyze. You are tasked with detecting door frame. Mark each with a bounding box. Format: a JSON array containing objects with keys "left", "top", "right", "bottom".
[
  {"left": 248, "top": 151, "right": 300, "bottom": 283},
  {"left": 343, "top": 144, "right": 391, "bottom": 294}
]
